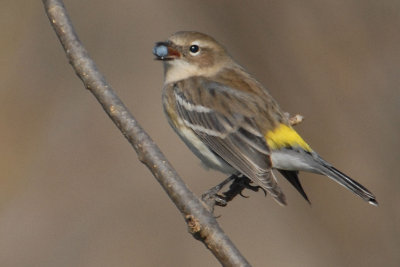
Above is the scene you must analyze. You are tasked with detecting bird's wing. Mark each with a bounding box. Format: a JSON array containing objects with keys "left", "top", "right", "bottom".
[{"left": 173, "top": 78, "right": 286, "bottom": 205}]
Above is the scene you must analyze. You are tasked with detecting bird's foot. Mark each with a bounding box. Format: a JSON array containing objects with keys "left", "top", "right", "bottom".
[
  {"left": 222, "top": 175, "right": 267, "bottom": 202},
  {"left": 201, "top": 175, "right": 235, "bottom": 213},
  {"left": 201, "top": 175, "right": 267, "bottom": 213}
]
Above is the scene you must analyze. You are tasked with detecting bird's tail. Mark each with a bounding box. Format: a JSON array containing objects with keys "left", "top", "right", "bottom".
[
  {"left": 316, "top": 161, "right": 378, "bottom": 206},
  {"left": 271, "top": 149, "right": 378, "bottom": 206}
]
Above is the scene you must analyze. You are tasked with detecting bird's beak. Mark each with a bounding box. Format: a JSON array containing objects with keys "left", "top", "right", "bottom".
[{"left": 153, "top": 41, "right": 180, "bottom": 61}]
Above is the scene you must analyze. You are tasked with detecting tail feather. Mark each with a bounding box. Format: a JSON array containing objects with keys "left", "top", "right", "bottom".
[
  {"left": 271, "top": 148, "right": 378, "bottom": 206},
  {"left": 278, "top": 170, "right": 310, "bottom": 204},
  {"left": 320, "top": 164, "right": 378, "bottom": 206}
]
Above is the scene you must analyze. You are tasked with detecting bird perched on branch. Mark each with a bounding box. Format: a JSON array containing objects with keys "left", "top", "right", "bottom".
[{"left": 153, "top": 31, "right": 377, "bottom": 206}]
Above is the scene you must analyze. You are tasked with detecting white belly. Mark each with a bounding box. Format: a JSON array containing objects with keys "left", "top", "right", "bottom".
[{"left": 170, "top": 117, "right": 236, "bottom": 174}]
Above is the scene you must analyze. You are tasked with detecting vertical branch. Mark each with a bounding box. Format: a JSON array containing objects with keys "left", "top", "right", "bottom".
[{"left": 42, "top": 0, "right": 251, "bottom": 266}]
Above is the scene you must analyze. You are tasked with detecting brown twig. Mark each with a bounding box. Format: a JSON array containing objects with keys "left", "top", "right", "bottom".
[
  {"left": 42, "top": 0, "right": 250, "bottom": 266},
  {"left": 287, "top": 113, "right": 304, "bottom": 126}
]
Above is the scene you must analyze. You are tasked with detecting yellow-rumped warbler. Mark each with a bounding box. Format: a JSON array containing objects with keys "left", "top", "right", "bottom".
[{"left": 153, "top": 31, "right": 377, "bottom": 206}]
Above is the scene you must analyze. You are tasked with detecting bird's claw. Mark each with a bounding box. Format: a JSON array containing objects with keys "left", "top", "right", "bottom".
[
  {"left": 239, "top": 192, "right": 249, "bottom": 198},
  {"left": 201, "top": 174, "right": 269, "bottom": 213},
  {"left": 201, "top": 175, "right": 236, "bottom": 212}
]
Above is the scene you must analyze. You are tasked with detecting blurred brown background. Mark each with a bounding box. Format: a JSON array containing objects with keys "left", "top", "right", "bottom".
[{"left": 1, "top": 1, "right": 399, "bottom": 266}]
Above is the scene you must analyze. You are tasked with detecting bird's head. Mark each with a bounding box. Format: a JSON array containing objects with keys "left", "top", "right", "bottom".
[{"left": 153, "top": 31, "right": 232, "bottom": 83}]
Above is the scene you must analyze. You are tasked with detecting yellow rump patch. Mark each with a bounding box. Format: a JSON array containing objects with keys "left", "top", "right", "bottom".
[{"left": 265, "top": 124, "right": 312, "bottom": 151}]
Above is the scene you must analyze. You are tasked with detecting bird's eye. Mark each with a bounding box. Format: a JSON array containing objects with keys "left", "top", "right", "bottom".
[{"left": 189, "top": 45, "right": 200, "bottom": 55}]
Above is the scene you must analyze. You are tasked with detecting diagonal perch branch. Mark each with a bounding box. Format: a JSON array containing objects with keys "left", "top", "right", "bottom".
[{"left": 42, "top": 0, "right": 250, "bottom": 266}]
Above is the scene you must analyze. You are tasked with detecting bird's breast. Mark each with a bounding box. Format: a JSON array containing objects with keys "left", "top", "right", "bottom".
[{"left": 162, "top": 84, "right": 236, "bottom": 174}]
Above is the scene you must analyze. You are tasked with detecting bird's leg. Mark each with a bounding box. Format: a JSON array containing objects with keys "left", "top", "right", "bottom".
[
  {"left": 285, "top": 112, "right": 304, "bottom": 126},
  {"left": 201, "top": 175, "right": 236, "bottom": 212},
  {"left": 222, "top": 175, "right": 266, "bottom": 203},
  {"left": 201, "top": 175, "right": 268, "bottom": 213}
]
